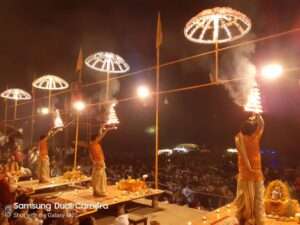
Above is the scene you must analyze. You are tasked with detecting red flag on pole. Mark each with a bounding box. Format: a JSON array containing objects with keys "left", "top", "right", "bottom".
[{"left": 76, "top": 48, "right": 83, "bottom": 73}]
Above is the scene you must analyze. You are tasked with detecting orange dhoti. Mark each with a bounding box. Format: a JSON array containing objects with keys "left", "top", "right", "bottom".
[
  {"left": 235, "top": 179, "right": 265, "bottom": 225},
  {"left": 37, "top": 156, "right": 50, "bottom": 183},
  {"left": 92, "top": 162, "right": 107, "bottom": 196},
  {"left": 89, "top": 142, "right": 107, "bottom": 196}
]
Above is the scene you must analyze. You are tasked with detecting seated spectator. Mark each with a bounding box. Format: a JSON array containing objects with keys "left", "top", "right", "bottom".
[
  {"left": 113, "top": 214, "right": 129, "bottom": 225},
  {"left": 79, "top": 216, "right": 96, "bottom": 225}
]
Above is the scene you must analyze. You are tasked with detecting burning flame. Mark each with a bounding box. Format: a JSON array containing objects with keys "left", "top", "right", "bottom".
[
  {"left": 244, "top": 86, "right": 263, "bottom": 113},
  {"left": 54, "top": 109, "right": 64, "bottom": 129},
  {"left": 105, "top": 103, "right": 119, "bottom": 129}
]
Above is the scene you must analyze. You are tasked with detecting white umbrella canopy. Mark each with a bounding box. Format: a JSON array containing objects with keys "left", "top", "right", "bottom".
[
  {"left": 1, "top": 88, "right": 31, "bottom": 100},
  {"left": 32, "top": 74, "right": 69, "bottom": 110},
  {"left": 85, "top": 52, "right": 130, "bottom": 74},
  {"left": 184, "top": 7, "right": 251, "bottom": 44},
  {"left": 32, "top": 75, "right": 69, "bottom": 90},
  {"left": 1, "top": 88, "right": 32, "bottom": 119}
]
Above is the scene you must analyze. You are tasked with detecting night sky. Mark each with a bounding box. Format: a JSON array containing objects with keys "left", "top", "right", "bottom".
[{"left": 1, "top": 0, "right": 300, "bottom": 164}]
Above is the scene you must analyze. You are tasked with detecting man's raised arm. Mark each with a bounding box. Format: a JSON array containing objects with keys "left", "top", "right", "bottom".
[{"left": 256, "top": 114, "right": 264, "bottom": 137}]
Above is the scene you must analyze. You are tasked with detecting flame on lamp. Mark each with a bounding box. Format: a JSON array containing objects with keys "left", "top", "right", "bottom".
[
  {"left": 244, "top": 87, "right": 263, "bottom": 113},
  {"left": 104, "top": 103, "right": 119, "bottom": 130},
  {"left": 54, "top": 109, "right": 64, "bottom": 129}
]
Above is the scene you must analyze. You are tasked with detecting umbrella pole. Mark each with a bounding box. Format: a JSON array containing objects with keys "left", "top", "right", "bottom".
[
  {"left": 4, "top": 99, "right": 7, "bottom": 135},
  {"left": 73, "top": 113, "right": 80, "bottom": 170},
  {"left": 154, "top": 40, "right": 160, "bottom": 190},
  {"left": 14, "top": 100, "right": 18, "bottom": 120},
  {"left": 30, "top": 86, "right": 35, "bottom": 146},
  {"left": 105, "top": 71, "right": 110, "bottom": 102},
  {"left": 215, "top": 41, "right": 219, "bottom": 83},
  {"left": 48, "top": 90, "right": 52, "bottom": 112}
]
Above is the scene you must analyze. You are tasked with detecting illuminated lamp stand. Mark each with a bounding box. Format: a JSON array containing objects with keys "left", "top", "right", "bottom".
[
  {"left": 244, "top": 86, "right": 263, "bottom": 114},
  {"left": 85, "top": 52, "right": 129, "bottom": 129}
]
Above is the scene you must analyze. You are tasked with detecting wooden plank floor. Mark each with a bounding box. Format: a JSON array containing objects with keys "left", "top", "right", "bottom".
[
  {"left": 17, "top": 176, "right": 91, "bottom": 192},
  {"left": 32, "top": 186, "right": 164, "bottom": 218},
  {"left": 40, "top": 186, "right": 163, "bottom": 206},
  {"left": 191, "top": 204, "right": 299, "bottom": 225}
]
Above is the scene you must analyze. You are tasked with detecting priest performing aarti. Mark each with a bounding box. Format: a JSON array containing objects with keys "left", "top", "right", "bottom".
[
  {"left": 89, "top": 103, "right": 119, "bottom": 197},
  {"left": 37, "top": 113, "right": 63, "bottom": 183},
  {"left": 234, "top": 114, "right": 265, "bottom": 225},
  {"left": 89, "top": 128, "right": 109, "bottom": 197}
]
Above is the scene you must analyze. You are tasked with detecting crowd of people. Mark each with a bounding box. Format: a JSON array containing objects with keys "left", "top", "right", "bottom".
[{"left": 1, "top": 129, "right": 300, "bottom": 224}]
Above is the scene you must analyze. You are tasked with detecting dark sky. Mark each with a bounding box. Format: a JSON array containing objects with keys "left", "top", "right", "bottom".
[{"left": 1, "top": 0, "right": 300, "bottom": 162}]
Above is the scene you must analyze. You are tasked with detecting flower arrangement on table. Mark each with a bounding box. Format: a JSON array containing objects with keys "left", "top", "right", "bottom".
[
  {"left": 63, "top": 170, "right": 86, "bottom": 181},
  {"left": 116, "top": 177, "right": 147, "bottom": 192}
]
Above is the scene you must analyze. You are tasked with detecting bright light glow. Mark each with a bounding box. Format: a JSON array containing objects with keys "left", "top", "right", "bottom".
[
  {"left": 38, "top": 107, "right": 50, "bottom": 115},
  {"left": 1, "top": 88, "right": 31, "bottom": 101},
  {"left": 227, "top": 148, "right": 238, "bottom": 153},
  {"left": 244, "top": 86, "right": 263, "bottom": 113},
  {"left": 261, "top": 64, "right": 283, "bottom": 80},
  {"left": 85, "top": 52, "right": 130, "bottom": 74},
  {"left": 158, "top": 149, "right": 173, "bottom": 156},
  {"left": 173, "top": 147, "right": 188, "bottom": 153},
  {"left": 54, "top": 109, "right": 64, "bottom": 129},
  {"left": 104, "top": 103, "right": 120, "bottom": 129},
  {"left": 137, "top": 85, "right": 151, "bottom": 99},
  {"left": 73, "top": 100, "right": 86, "bottom": 112},
  {"left": 145, "top": 126, "right": 156, "bottom": 135},
  {"left": 32, "top": 75, "right": 69, "bottom": 90},
  {"left": 184, "top": 7, "right": 251, "bottom": 44}
]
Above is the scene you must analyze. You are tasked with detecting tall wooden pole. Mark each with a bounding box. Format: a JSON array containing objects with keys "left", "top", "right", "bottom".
[
  {"left": 154, "top": 13, "right": 162, "bottom": 190},
  {"left": 30, "top": 86, "right": 35, "bottom": 146},
  {"left": 73, "top": 49, "right": 84, "bottom": 170},
  {"left": 87, "top": 99, "right": 90, "bottom": 143},
  {"left": 154, "top": 47, "right": 160, "bottom": 189},
  {"left": 73, "top": 113, "right": 80, "bottom": 170},
  {"left": 4, "top": 99, "right": 8, "bottom": 135}
]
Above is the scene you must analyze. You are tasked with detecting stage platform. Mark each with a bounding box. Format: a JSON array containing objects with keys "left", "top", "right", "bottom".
[
  {"left": 17, "top": 176, "right": 91, "bottom": 193},
  {"left": 96, "top": 201, "right": 299, "bottom": 225},
  {"left": 32, "top": 185, "right": 164, "bottom": 218},
  {"left": 188, "top": 204, "right": 300, "bottom": 225}
]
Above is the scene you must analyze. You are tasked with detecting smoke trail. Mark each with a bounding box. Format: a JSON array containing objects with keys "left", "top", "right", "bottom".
[{"left": 219, "top": 38, "right": 257, "bottom": 107}]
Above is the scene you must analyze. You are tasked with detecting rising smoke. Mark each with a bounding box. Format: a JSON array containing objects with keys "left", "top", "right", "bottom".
[
  {"left": 95, "top": 78, "right": 120, "bottom": 123},
  {"left": 219, "top": 36, "right": 257, "bottom": 107}
]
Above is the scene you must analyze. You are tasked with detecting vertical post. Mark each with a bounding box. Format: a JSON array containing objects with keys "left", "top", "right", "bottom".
[
  {"left": 73, "top": 113, "right": 80, "bottom": 170},
  {"left": 30, "top": 86, "right": 35, "bottom": 146},
  {"left": 48, "top": 90, "right": 52, "bottom": 112},
  {"left": 155, "top": 39, "right": 160, "bottom": 190},
  {"left": 64, "top": 96, "right": 69, "bottom": 149},
  {"left": 73, "top": 47, "right": 84, "bottom": 170},
  {"left": 87, "top": 100, "right": 90, "bottom": 143},
  {"left": 14, "top": 100, "right": 18, "bottom": 120},
  {"left": 215, "top": 41, "right": 219, "bottom": 83},
  {"left": 154, "top": 12, "right": 162, "bottom": 190},
  {"left": 105, "top": 71, "right": 110, "bottom": 101},
  {"left": 155, "top": 48, "right": 160, "bottom": 189},
  {"left": 4, "top": 99, "right": 8, "bottom": 135}
]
